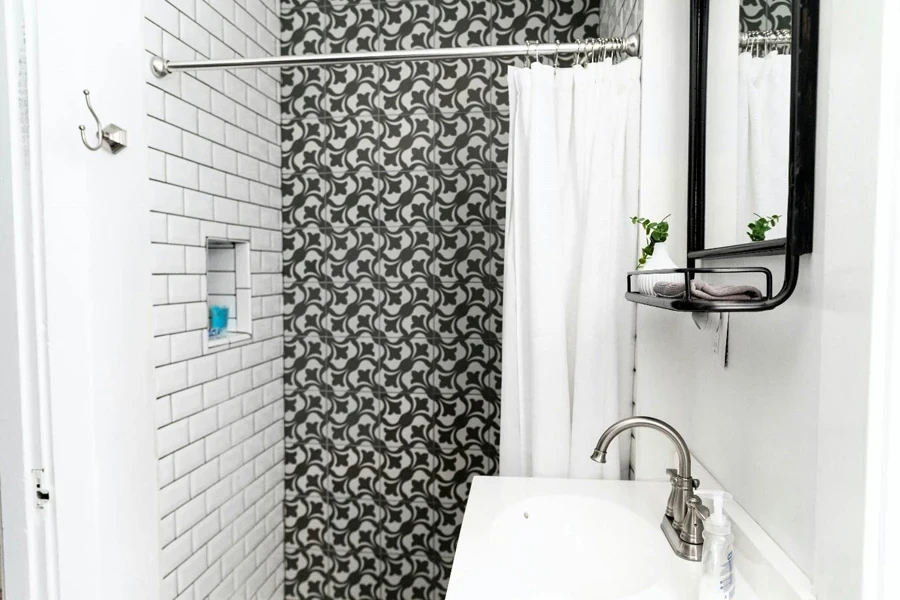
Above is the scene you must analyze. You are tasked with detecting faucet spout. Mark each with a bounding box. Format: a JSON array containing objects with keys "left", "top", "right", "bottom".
[
  {"left": 590, "top": 416, "right": 704, "bottom": 561},
  {"left": 591, "top": 416, "right": 692, "bottom": 478}
]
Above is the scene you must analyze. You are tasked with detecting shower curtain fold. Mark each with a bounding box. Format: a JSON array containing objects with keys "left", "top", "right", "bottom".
[
  {"left": 500, "top": 59, "right": 641, "bottom": 480},
  {"left": 737, "top": 50, "right": 791, "bottom": 240}
]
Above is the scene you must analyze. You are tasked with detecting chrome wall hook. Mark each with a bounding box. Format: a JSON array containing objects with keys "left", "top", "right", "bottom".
[{"left": 78, "top": 89, "right": 127, "bottom": 154}]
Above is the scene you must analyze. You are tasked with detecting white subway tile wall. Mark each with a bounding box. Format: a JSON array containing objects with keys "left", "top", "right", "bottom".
[{"left": 144, "top": 0, "right": 284, "bottom": 598}]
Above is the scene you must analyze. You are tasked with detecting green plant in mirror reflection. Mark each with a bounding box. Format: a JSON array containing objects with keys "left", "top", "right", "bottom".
[
  {"left": 747, "top": 214, "right": 782, "bottom": 242},
  {"left": 631, "top": 214, "right": 671, "bottom": 269}
]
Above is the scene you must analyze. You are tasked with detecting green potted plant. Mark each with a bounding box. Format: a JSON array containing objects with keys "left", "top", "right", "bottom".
[
  {"left": 630, "top": 214, "right": 679, "bottom": 296},
  {"left": 747, "top": 214, "right": 782, "bottom": 242},
  {"left": 631, "top": 214, "right": 671, "bottom": 268}
]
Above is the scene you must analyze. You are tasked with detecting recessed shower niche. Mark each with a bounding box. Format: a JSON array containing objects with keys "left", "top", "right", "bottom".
[{"left": 205, "top": 238, "right": 251, "bottom": 349}]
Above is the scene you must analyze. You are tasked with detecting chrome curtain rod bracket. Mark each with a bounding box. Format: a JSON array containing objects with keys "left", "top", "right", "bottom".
[
  {"left": 150, "top": 33, "right": 640, "bottom": 78},
  {"left": 150, "top": 56, "right": 170, "bottom": 78}
]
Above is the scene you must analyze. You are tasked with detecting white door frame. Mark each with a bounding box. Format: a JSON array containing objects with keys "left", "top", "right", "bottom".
[
  {"left": 861, "top": 0, "right": 900, "bottom": 594},
  {"left": 0, "top": 0, "right": 59, "bottom": 597}
]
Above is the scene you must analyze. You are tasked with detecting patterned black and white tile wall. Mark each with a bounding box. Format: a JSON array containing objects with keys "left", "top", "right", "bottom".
[
  {"left": 279, "top": 1, "right": 638, "bottom": 598},
  {"left": 599, "top": 0, "right": 642, "bottom": 38},
  {"left": 740, "top": 0, "right": 792, "bottom": 32}
]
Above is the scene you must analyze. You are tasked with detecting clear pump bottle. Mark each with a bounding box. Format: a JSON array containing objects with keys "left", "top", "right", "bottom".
[{"left": 698, "top": 491, "right": 735, "bottom": 600}]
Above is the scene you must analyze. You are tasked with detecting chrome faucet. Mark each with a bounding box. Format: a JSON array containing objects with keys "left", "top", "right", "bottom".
[{"left": 591, "top": 416, "right": 708, "bottom": 561}]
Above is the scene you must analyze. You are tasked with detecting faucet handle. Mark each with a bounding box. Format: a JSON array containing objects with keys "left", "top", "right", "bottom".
[
  {"left": 666, "top": 468, "right": 697, "bottom": 489},
  {"left": 679, "top": 495, "right": 709, "bottom": 545}
]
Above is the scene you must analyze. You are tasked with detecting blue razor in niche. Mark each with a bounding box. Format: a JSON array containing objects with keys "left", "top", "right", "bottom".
[{"left": 209, "top": 305, "right": 229, "bottom": 338}]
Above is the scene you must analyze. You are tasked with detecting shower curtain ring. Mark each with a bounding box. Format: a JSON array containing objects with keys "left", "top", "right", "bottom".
[{"left": 554, "top": 41, "right": 561, "bottom": 72}]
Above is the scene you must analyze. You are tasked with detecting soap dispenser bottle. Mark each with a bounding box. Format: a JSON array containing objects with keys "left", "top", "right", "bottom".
[{"left": 698, "top": 491, "right": 735, "bottom": 600}]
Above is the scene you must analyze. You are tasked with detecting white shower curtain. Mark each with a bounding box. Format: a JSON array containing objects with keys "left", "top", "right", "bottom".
[
  {"left": 737, "top": 51, "right": 791, "bottom": 239},
  {"left": 499, "top": 59, "right": 641, "bottom": 480}
]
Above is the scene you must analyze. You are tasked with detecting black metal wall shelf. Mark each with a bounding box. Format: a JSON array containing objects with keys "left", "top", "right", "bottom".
[
  {"left": 626, "top": 267, "right": 776, "bottom": 313},
  {"left": 688, "top": 239, "right": 786, "bottom": 261}
]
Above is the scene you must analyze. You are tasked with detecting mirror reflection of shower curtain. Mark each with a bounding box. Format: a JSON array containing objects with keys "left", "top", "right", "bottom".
[
  {"left": 737, "top": 51, "right": 791, "bottom": 240},
  {"left": 500, "top": 60, "right": 641, "bottom": 480}
]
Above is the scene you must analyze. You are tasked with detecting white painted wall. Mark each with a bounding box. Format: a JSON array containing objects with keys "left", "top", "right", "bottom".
[
  {"left": 860, "top": 2, "right": 900, "bottom": 594},
  {"left": 635, "top": 0, "right": 889, "bottom": 596},
  {"left": 29, "top": 0, "right": 161, "bottom": 598}
]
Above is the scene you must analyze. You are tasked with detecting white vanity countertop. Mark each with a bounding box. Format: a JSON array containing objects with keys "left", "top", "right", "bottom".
[{"left": 446, "top": 476, "right": 759, "bottom": 600}]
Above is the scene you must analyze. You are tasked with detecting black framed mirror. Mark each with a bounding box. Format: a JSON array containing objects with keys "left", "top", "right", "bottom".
[
  {"left": 625, "top": 0, "right": 817, "bottom": 312},
  {"left": 686, "top": 0, "right": 818, "bottom": 295}
]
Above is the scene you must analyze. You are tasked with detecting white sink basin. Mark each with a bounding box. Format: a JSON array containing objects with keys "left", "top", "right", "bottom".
[
  {"left": 489, "top": 494, "right": 673, "bottom": 599},
  {"left": 446, "top": 477, "right": 761, "bottom": 600}
]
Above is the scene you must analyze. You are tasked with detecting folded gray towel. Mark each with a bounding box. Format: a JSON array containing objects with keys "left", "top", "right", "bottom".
[{"left": 653, "top": 280, "right": 763, "bottom": 301}]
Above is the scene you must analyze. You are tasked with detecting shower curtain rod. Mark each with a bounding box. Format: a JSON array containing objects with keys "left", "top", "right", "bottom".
[{"left": 150, "top": 33, "right": 640, "bottom": 78}]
